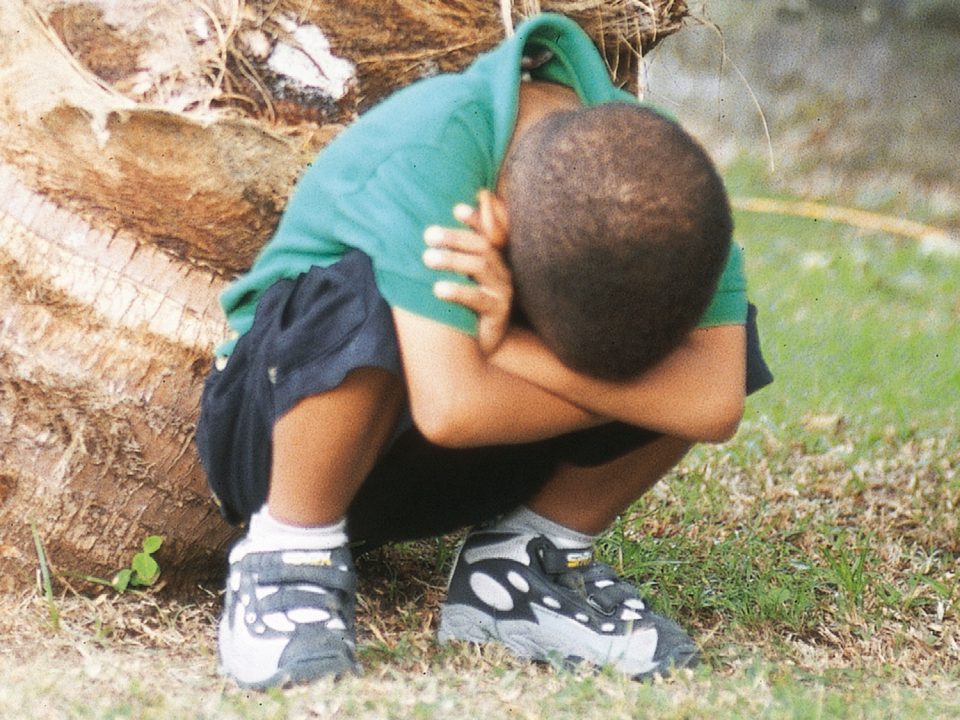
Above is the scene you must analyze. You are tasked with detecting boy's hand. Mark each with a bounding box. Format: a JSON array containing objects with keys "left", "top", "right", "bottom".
[{"left": 423, "top": 190, "right": 512, "bottom": 355}]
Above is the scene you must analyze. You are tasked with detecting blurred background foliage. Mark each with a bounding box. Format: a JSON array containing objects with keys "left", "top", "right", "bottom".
[{"left": 646, "top": 0, "right": 959, "bottom": 232}]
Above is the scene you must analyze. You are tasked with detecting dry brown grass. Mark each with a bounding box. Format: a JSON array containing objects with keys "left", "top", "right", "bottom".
[
  {"left": 632, "top": 428, "right": 959, "bottom": 684},
  {"left": 1, "top": 429, "right": 956, "bottom": 718}
]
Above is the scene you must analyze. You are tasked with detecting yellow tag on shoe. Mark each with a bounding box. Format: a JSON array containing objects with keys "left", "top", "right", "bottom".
[
  {"left": 565, "top": 550, "right": 593, "bottom": 569},
  {"left": 281, "top": 550, "right": 333, "bottom": 567}
]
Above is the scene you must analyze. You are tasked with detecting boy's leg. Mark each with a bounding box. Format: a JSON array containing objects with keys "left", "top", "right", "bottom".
[
  {"left": 219, "top": 369, "right": 405, "bottom": 690},
  {"left": 268, "top": 367, "right": 405, "bottom": 526},
  {"left": 525, "top": 434, "right": 691, "bottom": 535},
  {"left": 201, "top": 252, "right": 409, "bottom": 690}
]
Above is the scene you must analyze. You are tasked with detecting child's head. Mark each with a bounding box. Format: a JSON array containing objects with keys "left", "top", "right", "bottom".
[{"left": 501, "top": 102, "right": 733, "bottom": 380}]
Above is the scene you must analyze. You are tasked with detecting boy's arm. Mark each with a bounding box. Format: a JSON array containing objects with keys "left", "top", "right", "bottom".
[
  {"left": 392, "top": 306, "right": 604, "bottom": 447},
  {"left": 394, "top": 309, "right": 745, "bottom": 448},
  {"left": 490, "top": 323, "right": 747, "bottom": 443},
  {"left": 414, "top": 195, "right": 746, "bottom": 444},
  {"left": 394, "top": 195, "right": 606, "bottom": 447}
]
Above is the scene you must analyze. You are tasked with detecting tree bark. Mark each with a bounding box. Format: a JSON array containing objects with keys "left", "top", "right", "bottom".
[
  {"left": 0, "top": 161, "right": 239, "bottom": 590},
  {"left": 0, "top": 0, "right": 687, "bottom": 590}
]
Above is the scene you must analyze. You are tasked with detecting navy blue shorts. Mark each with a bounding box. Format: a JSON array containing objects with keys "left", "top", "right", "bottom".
[{"left": 196, "top": 250, "right": 773, "bottom": 547}]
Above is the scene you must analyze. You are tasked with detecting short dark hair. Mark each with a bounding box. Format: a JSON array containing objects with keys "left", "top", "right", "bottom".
[{"left": 502, "top": 102, "right": 733, "bottom": 380}]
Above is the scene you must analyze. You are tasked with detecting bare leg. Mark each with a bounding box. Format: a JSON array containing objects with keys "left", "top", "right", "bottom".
[
  {"left": 220, "top": 367, "right": 403, "bottom": 688},
  {"left": 527, "top": 434, "right": 692, "bottom": 535},
  {"left": 267, "top": 367, "right": 405, "bottom": 526}
]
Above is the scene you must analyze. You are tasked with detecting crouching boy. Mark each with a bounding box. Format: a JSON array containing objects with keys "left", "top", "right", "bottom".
[{"left": 196, "top": 12, "right": 772, "bottom": 689}]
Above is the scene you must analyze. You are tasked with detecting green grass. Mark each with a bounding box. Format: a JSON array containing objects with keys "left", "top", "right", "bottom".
[{"left": 727, "top": 158, "right": 960, "bottom": 437}]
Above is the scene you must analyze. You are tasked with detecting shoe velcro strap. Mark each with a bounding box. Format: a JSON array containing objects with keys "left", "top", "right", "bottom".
[
  {"left": 240, "top": 550, "right": 356, "bottom": 593},
  {"left": 538, "top": 545, "right": 594, "bottom": 575},
  {"left": 582, "top": 563, "right": 640, "bottom": 613},
  {"left": 257, "top": 587, "right": 350, "bottom": 616},
  {"left": 537, "top": 547, "right": 641, "bottom": 614}
]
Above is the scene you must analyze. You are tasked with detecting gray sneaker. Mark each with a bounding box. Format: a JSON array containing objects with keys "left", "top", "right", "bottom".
[
  {"left": 438, "top": 530, "right": 698, "bottom": 678},
  {"left": 218, "top": 539, "right": 360, "bottom": 689}
]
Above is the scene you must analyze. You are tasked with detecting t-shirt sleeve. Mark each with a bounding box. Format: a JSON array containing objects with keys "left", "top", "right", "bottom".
[
  {"left": 333, "top": 141, "right": 490, "bottom": 335},
  {"left": 697, "top": 242, "right": 749, "bottom": 327}
]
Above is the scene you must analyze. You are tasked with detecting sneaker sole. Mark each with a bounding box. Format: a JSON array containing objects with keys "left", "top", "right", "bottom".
[
  {"left": 221, "top": 661, "right": 360, "bottom": 691},
  {"left": 439, "top": 602, "right": 681, "bottom": 678}
]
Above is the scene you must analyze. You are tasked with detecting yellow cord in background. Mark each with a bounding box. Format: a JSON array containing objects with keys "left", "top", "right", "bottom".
[{"left": 732, "top": 197, "right": 958, "bottom": 252}]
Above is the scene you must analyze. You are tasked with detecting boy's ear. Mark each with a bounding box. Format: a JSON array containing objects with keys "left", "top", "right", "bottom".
[{"left": 477, "top": 189, "right": 510, "bottom": 249}]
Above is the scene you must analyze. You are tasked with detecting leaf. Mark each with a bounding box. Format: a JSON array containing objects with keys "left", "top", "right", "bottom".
[
  {"left": 131, "top": 553, "right": 160, "bottom": 586},
  {"left": 142, "top": 535, "right": 164, "bottom": 554},
  {"left": 112, "top": 568, "right": 132, "bottom": 593}
]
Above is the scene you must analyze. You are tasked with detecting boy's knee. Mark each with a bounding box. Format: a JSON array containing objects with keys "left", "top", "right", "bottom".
[{"left": 275, "top": 367, "right": 404, "bottom": 435}]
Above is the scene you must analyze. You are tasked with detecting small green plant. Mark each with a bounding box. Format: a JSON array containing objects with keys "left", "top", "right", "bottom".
[
  {"left": 110, "top": 535, "right": 164, "bottom": 592},
  {"left": 75, "top": 535, "right": 165, "bottom": 593},
  {"left": 819, "top": 533, "right": 872, "bottom": 612}
]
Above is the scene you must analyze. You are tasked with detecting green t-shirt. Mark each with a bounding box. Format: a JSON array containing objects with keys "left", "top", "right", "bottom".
[{"left": 218, "top": 13, "right": 747, "bottom": 355}]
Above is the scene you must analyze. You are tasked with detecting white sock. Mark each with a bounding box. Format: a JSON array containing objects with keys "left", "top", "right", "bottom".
[
  {"left": 492, "top": 505, "right": 597, "bottom": 550},
  {"left": 243, "top": 505, "right": 348, "bottom": 553}
]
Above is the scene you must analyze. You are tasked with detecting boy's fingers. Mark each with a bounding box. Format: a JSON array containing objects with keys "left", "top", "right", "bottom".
[
  {"left": 453, "top": 203, "right": 480, "bottom": 230},
  {"left": 476, "top": 190, "right": 508, "bottom": 248},
  {"left": 423, "top": 247, "right": 505, "bottom": 283},
  {"left": 424, "top": 225, "right": 490, "bottom": 253},
  {"left": 434, "top": 281, "right": 502, "bottom": 314}
]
